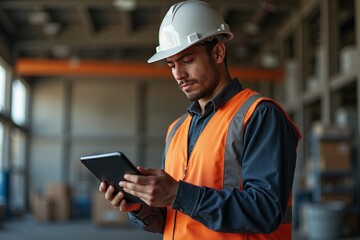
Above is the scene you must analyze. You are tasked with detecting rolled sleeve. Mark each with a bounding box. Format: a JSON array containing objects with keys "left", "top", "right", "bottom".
[
  {"left": 172, "top": 181, "right": 200, "bottom": 216},
  {"left": 128, "top": 205, "right": 167, "bottom": 233}
]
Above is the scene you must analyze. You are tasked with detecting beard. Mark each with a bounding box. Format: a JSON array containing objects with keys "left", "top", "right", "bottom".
[
  {"left": 178, "top": 79, "right": 199, "bottom": 101},
  {"left": 177, "top": 59, "right": 220, "bottom": 102},
  {"left": 179, "top": 79, "right": 215, "bottom": 102},
  {"left": 185, "top": 92, "right": 201, "bottom": 102}
]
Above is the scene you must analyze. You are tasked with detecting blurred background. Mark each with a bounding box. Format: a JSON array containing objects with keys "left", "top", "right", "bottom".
[{"left": 0, "top": 0, "right": 359, "bottom": 239}]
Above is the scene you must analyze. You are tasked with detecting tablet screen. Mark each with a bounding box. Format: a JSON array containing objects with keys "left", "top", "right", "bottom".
[{"left": 80, "top": 151, "right": 143, "bottom": 204}]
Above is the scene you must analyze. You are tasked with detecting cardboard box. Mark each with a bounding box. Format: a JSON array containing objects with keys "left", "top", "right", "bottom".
[
  {"left": 45, "top": 183, "right": 72, "bottom": 221},
  {"left": 320, "top": 195, "right": 353, "bottom": 206},
  {"left": 319, "top": 140, "right": 351, "bottom": 171},
  {"left": 31, "top": 192, "right": 54, "bottom": 222},
  {"left": 92, "top": 191, "right": 129, "bottom": 227}
]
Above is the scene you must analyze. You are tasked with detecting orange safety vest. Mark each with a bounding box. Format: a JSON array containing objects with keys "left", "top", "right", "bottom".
[{"left": 164, "top": 89, "right": 301, "bottom": 240}]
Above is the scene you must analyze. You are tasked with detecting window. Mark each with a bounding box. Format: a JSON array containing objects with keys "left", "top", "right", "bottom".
[
  {"left": 0, "top": 65, "right": 5, "bottom": 112},
  {"left": 0, "top": 61, "right": 29, "bottom": 215},
  {"left": 11, "top": 80, "right": 28, "bottom": 126},
  {"left": 0, "top": 122, "right": 4, "bottom": 205},
  {"left": 9, "top": 129, "right": 26, "bottom": 213},
  {"left": 10, "top": 129, "right": 26, "bottom": 170},
  {"left": 0, "top": 122, "right": 3, "bottom": 168}
]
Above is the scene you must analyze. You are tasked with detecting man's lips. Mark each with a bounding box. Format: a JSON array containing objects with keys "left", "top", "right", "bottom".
[{"left": 179, "top": 80, "right": 196, "bottom": 91}]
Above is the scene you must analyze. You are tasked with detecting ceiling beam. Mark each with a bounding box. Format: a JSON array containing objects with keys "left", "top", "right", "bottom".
[
  {"left": 0, "top": 0, "right": 297, "bottom": 10},
  {"left": 120, "top": 11, "right": 132, "bottom": 35},
  {"left": 15, "top": 58, "right": 284, "bottom": 82},
  {"left": 14, "top": 36, "right": 155, "bottom": 51},
  {"left": 0, "top": 8, "right": 17, "bottom": 35},
  {"left": 77, "top": 4, "right": 95, "bottom": 35},
  {"left": 14, "top": 26, "right": 276, "bottom": 51}
]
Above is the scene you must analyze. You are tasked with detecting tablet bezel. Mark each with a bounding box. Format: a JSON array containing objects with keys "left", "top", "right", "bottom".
[{"left": 80, "top": 151, "right": 143, "bottom": 204}]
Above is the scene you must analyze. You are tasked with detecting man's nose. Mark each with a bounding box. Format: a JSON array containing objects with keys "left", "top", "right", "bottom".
[{"left": 173, "top": 66, "right": 187, "bottom": 81}]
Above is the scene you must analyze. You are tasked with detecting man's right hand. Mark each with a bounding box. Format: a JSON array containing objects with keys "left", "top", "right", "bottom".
[{"left": 99, "top": 182, "right": 142, "bottom": 213}]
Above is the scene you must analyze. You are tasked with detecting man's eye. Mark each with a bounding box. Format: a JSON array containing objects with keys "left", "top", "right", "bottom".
[{"left": 183, "top": 59, "right": 192, "bottom": 64}]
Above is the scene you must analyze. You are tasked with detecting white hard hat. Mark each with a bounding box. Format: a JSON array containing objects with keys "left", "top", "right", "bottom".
[{"left": 148, "top": 0, "right": 234, "bottom": 63}]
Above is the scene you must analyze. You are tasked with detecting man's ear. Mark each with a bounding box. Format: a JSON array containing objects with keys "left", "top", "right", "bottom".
[{"left": 213, "top": 42, "right": 226, "bottom": 63}]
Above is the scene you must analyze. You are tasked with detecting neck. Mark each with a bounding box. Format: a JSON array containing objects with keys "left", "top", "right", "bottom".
[{"left": 198, "top": 74, "right": 232, "bottom": 115}]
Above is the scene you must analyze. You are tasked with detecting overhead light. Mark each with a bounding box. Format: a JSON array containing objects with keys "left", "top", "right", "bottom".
[
  {"left": 43, "top": 22, "right": 62, "bottom": 36},
  {"left": 113, "top": 0, "right": 137, "bottom": 11},
  {"left": 51, "top": 44, "right": 71, "bottom": 58},
  {"left": 28, "top": 11, "right": 49, "bottom": 25},
  {"left": 260, "top": 52, "right": 279, "bottom": 69},
  {"left": 243, "top": 22, "right": 259, "bottom": 35}
]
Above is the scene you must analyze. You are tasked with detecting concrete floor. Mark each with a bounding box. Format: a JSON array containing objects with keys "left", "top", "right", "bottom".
[
  {"left": 0, "top": 215, "right": 162, "bottom": 240},
  {"left": 1, "top": 215, "right": 359, "bottom": 240}
]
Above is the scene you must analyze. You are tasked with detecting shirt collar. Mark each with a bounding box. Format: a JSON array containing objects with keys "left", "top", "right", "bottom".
[{"left": 188, "top": 78, "right": 243, "bottom": 116}]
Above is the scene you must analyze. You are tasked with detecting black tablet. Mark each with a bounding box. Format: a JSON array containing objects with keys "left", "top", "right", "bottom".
[{"left": 80, "top": 151, "right": 143, "bottom": 204}]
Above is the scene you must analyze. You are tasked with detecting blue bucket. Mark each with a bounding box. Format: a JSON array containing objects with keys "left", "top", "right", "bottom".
[
  {"left": 0, "top": 170, "right": 9, "bottom": 219},
  {"left": 303, "top": 201, "right": 346, "bottom": 239}
]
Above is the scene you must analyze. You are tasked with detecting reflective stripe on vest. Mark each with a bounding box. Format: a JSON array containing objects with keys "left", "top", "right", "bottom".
[
  {"left": 223, "top": 93, "right": 261, "bottom": 190},
  {"left": 225, "top": 93, "right": 292, "bottom": 224}
]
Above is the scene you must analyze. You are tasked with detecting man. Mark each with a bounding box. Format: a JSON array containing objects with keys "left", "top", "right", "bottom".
[{"left": 99, "top": 1, "right": 301, "bottom": 239}]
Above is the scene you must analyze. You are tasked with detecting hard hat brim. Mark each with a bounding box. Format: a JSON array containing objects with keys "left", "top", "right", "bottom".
[
  {"left": 147, "top": 42, "right": 193, "bottom": 63},
  {"left": 147, "top": 32, "right": 234, "bottom": 63}
]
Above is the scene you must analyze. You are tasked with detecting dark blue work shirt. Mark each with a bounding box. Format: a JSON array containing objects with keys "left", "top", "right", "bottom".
[{"left": 187, "top": 79, "right": 242, "bottom": 156}]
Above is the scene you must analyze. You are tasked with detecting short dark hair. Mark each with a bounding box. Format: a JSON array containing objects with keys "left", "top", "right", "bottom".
[
  {"left": 203, "top": 38, "right": 219, "bottom": 55},
  {"left": 202, "top": 37, "right": 228, "bottom": 66}
]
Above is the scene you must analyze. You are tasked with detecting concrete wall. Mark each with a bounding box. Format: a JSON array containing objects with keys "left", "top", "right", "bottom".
[{"left": 29, "top": 77, "right": 188, "bottom": 199}]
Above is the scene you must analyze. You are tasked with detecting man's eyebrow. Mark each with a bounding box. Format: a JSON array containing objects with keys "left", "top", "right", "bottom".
[{"left": 166, "top": 53, "right": 193, "bottom": 64}]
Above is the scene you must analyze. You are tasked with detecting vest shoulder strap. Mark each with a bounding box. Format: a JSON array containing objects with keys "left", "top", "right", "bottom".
[
  {"left": 232, "top": 92, "right": 263, "bottom": 155},
  {"left": 224, "top": 93, "right": 262, "bottom": 189},
  {"left": 165, "top": 113, "right": 188, "bottom": 156}
]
